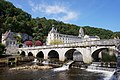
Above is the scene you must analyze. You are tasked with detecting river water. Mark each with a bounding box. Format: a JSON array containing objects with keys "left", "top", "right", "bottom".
[
  {"left": 0, "top": 63, "right": 114, "bottom": 80},
  {"left": 0, "top": 68, "right": 102, "bottom": 80}
]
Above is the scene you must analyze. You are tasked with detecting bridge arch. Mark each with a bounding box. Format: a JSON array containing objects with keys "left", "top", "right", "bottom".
[
  {"left": 36, "top": 51, "right": 44, "bottom": 58},
  {"left": 73, "top": 50, "right": 83, "bottom": 62},
  {"left": 20, "top": 51, "right": 26, "bottom": 56},
  {"left": 92, "top": 48, "right": 117, "bottom": 62},
  {"left": 18, "top": 39, "right": 120, "bottom": 63},
  {"left": 65, "top": 49, "right": 75, "bottom": 60},
  {"left": 28, "top": 52, "right": 33, "bottom": 56},
  {"left": 17, "top": 51, "right": 20, "bottom": 54},
  {"left": 65, "top": 49, "right": 83, "bottom": 62},
  {"left": 48, "top": 50, "right": 59, "bottom": 60}
]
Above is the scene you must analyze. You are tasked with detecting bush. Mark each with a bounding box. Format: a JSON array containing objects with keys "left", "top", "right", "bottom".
[{"left": 101, "top": 53, "right": 117, "bottom": 62}]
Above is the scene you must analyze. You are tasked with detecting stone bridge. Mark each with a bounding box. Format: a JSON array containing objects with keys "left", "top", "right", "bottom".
[{"left": 18, "top": 39, "right": 120, "bottom": 63}]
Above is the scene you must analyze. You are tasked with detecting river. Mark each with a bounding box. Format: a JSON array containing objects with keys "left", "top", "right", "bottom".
[{"left": 0, "top": 63, "right": 114, "bottom": 80}]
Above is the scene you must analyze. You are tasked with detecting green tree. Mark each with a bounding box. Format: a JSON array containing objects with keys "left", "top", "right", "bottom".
[
  {"left": 13, "top": 34, "right": 22, "bottom": 44},
  {"left": 1, "top": 0, "right": 120, "bottom": 43},
  {"left": 111, "top": 32, "right": 120, "bottom": 39},
  {"left": 84, "top": 26, "right": 113, "bottom": 39},
  {"left": 0, "top": 43, "right": 5, "bottom": 55},
  {"left": 0, "top": 0, "right": 33, "bottom": 36},
  {"left": 101, "top": 49, "right": 117, "bottom": 62},
  {"left": 50, "top": 39, "right": 63, "bottom": 45}
]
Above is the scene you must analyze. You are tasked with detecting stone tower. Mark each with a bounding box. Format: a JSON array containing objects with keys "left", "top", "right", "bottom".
[
  {"left": 78, "top": 27, "right": 84, "bottom": 38},
  {"left": 49, "top": 27, "right": 57, "bottom": 33}
]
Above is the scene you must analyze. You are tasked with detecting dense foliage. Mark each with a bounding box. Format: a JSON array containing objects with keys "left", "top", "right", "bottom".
[
  {"left": 0, "top": 0, "right": 33, "bottom": 37},
  {"left": 101, "top": 53, "right": 117, "bottom": 62},
  {"left": 84, "top": 26, "right": 114, "bottom": 39},
  {"left": 32, "top": 17, "right": 79, "bottom": 42},
  {"left": 0, "top": 43, "right": 5, "bottom": 55},
  {"left": 101, "top": 49, "right": 117, "bottom": 62},
  {"left": 0, "top": 0, "right": 120, "bottom": 43}
]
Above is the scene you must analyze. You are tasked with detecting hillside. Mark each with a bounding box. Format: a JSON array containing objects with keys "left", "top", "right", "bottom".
[
  {"left": 0, "top": 0, "right": 33, "bottom": 37},
  {"left": 0, "top": 0, "right": 120, "bottom": 43}
]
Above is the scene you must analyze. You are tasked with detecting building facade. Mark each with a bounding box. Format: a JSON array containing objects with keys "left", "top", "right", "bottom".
[
  {"left": 2, "top": 30, "right": 17, "bottom": 46},
  {"left": 1, "top": 30, "right": 32, "bottom": 47},
  {"left": 46, "top": 27, "right": 100, "bottom": 45}
]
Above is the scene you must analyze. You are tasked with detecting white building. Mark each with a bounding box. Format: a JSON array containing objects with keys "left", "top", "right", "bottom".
[
  {"left": 84, "top": 35, "right": 100, "bottom": 41},
  {"left": 2, "top": 30, "right": 17, "bottom": 46},
  {"left": 1, "top": 30, "right": 32, "bottom": 47},
  {"left": 46, "top": 27, "right": 100, "bottom": 45}
]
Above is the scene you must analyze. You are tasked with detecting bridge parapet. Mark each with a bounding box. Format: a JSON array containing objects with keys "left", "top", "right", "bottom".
[
  {"left": 83, "top": 39, "right": 120, "bottom": 46},
  {"left": 19, "top": 39, "right": 120, "bottom": 50}
]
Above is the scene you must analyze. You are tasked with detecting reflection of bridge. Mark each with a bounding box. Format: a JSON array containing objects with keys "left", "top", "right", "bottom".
[{"left": 18, "top": 39, "right": 120, "bottom": 63}]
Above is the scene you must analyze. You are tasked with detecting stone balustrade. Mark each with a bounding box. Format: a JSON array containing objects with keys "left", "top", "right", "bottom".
[{"left": 19, "top": 39, "right": 120, "bottom": 50}]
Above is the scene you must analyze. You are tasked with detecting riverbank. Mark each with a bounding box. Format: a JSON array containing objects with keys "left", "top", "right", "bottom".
[{"left": 0, "top": 56, "right": 34, "bottom": 66}]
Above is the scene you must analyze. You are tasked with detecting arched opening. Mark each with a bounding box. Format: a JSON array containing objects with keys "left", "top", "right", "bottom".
[
  {"left": 92, "top": 48, "right": 117, "bottom": 62},
  {"left": 36, "top": 51, "right": 44, "bottom": 58},
  {"left": 65, "top": 49, "right": 83, "bottom": 68},
  {"left": 17, "top": 51, "right": 20, "bottom": 54},
  {"left": 28, "top": 52, "right": 33, "bottom": 56},
  {"left": 19, "top": 44, "right": 23, "bottom": 48},
  {"left": 73, "top": 50, "right": 83, "bottom": 62},
  {"left": 20, "top": 51, "right": 25, "bottom": 56},
  {"left": 65, "top": 49, "right": 76, "bottom": 61},
  {"left": 48, "top": 50, "right": 59, "bottom": 60},
  {"left": 65, "top": 49, "right": 83, "bottom": 62}
]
